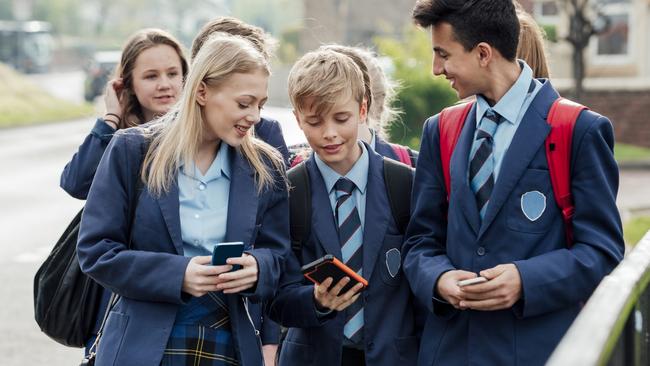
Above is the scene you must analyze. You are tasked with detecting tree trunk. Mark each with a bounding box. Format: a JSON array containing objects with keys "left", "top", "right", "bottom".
[{"left": 573, "top": 44, "right": 585, "bottom": 102}]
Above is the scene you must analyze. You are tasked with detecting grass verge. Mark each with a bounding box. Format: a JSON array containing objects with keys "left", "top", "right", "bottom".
[
  {"left": 615, "top": 143, "right": 650, "bottom": 163},
  {"left": 624, "top": 216, "right": 650, "bottom": 247},
  {"left": 0, "top": 63, "right": 93, "bottom": 128}
]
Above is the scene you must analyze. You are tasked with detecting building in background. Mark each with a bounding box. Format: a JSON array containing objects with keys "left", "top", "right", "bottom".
[{"left": 530, "top": 0, "right": 650, "bottom": 148}]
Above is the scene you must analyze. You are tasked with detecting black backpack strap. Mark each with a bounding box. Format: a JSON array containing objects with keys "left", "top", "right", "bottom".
[
  {"left": 288, "top": 161, "right": 311, "bottom": 254},
  {"left": 383, "top": 158, "right": 414, "bottom": 234}
]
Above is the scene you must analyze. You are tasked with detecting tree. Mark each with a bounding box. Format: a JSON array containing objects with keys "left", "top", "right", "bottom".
[
  {"left": 376, "top": 26, "right": 458, "bottom": 148},
  {"left": 561, "top": 0, "right": 610, "bottom": 101}
]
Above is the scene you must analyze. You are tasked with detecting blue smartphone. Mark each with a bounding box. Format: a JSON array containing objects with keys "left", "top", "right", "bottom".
[{"left": 212, "top": 241, "right": 245, "bottom": 271}]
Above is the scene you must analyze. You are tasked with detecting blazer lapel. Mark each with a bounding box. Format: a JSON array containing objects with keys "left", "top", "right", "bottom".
[
  {"left": 225, "top": 147, "right": 258, "bottom": 248},
  {"left": 157, "top": 178, "right": 184, "bottom": 254},
  {"left": 449, "top": 105, "right": 480, "bottom": 236},
  {"left": 306, "top": 159, "right": 343, "bottom": 259},
  {"left": 361, "top": 152, "right": 390, "bottom": 282},
  {"left": 479, "top": 82, "right": 558, "bottom": 237}
]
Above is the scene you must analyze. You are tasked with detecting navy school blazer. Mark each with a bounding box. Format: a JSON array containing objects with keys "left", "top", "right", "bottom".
[
  {"left": 267, "top": 147, "right": 420, "bottom": 366},
  {"left": 403, "top": 80, "right": 624, "bottom": 366},
  {"left": 77, "top": 127, "right": 290, "bottom": 366},
  {"left": 61, "top": 117, "right": 290, "bottom": 200}
]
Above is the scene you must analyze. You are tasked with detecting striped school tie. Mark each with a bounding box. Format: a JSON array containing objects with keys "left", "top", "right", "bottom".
[
  {"left": 334, "top": 177, "right": 364, "bottom": 344},
  {"left": 469, "top": 109, "right": 504, "bottom": 219}
]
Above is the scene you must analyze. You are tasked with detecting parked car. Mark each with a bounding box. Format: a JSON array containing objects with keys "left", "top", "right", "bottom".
[
  {"left": 0, "top": 20, "right": 53, "bottom": 73},
  {"left": 84, "top": 50, "right": 120, "bottom": 101}
]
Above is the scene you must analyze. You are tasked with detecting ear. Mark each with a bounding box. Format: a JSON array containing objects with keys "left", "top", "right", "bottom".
[
  {"left": 359, "top": 98, "right": 368, "bottom": 123},
  {"left": 358, "top": 97, "right": 369, "bottom": 125},
  {"left": 196, "top": 81, "right": 208, "bottom": 106},
  {"left": 476, "top": 42, "right": 493, "bottom": 68}
]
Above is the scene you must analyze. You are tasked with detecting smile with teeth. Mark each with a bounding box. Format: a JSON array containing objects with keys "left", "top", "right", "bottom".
[{"left": 235, "top": 125, "right": 250, "bottom": 133}]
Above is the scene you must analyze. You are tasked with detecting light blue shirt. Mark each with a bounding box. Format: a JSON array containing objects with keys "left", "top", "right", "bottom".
[
  {"left": 314, "top": 142, "right": 369, "bottom": 233},
  {"left": 473, "top": 60, "right": 542, "bottom": 180},
  {"left": 178, "top": 142, "right": 231, "bottom": 257}
]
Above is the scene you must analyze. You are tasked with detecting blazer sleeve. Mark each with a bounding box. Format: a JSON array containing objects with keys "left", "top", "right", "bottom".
[
  {"left": 255, "top": 118, "right": 290, "bottom": 167},
  {"left": 60, "top": 118, "right": 116, "bottom": 199},
  {"left": 260, "top": 316, "right": 281, "bottom": 345},
  {"left": 402, "top": 116, "right": 457, "bottom": 317},
  {"left": 241, "top": 178, "right": 291, "bottom": 303},
  {"left": 77, "top": 130, "right": 190, "bottom": 304},
  {"left": 513, "top": 112, "right": 625, "bottom": 318},
  {"left": 266, "top": 245, "right": 336, "bottom": 328}
]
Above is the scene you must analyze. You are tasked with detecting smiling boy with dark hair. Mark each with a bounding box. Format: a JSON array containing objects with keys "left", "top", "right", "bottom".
[{"left": 403, "top": 0, "right": 624, "bottom": 365}]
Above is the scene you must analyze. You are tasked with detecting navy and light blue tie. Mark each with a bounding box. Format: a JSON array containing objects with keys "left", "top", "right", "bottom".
[
  {"left": 469, "top": 109, "right": 504, "bottom": 219},
  {"left": 334, "top": 177, "right": 364, "bottom": 344}
]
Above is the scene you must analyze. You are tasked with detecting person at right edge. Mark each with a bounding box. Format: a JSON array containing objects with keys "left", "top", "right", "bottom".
[{"left": 402, "top": 1, "right": 624, "bottom": 365}]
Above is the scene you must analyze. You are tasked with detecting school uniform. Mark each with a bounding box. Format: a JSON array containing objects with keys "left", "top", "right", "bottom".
[
  {"left": 268, "top": 143, "right": 420, "bottom": 366},
  {"left": 403, "top": 62, "right": 624, "bottom": 365},
  {"left": 77, "top": 127, "right": 289, "bottom": 366},
  {"left": 61, "top": 117, "right": 289, "bottom": 200},
  {"left": 61, "top": 117, "right": 289, "bottom": 352}
]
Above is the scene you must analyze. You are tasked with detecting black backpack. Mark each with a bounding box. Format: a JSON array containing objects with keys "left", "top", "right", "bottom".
[
  {"left": 288, "top": 157, "right": 413, "bottom": 254},
  {"left": 33, "top": 136, "right": 146, "bottom": 347}
]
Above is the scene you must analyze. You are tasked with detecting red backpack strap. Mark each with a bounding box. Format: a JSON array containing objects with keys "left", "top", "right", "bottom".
[
  {"left": 390, "top": 143, "right": 413, "bottom": 167},
  {"left": 545, "top": 97, "right": 587, "bottom": 247},
  {"left": 438, "top": 102, "right": 474, "bottom": 200}
]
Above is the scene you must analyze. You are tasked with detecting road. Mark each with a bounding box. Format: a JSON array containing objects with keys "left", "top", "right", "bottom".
[{"left": 0, "top": 119, "right": 648, "bottom": 365}]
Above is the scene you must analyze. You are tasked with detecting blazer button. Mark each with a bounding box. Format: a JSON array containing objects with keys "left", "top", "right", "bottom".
[
  {"left": 367, "top": 342, "right": 374, "bottom": 351},
  {"left": 476, "top": 247, "right": 486, "bottom": 256}
]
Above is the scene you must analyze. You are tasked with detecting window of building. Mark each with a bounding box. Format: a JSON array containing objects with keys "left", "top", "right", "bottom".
[{"left": 591, "top": 0, "right": 632, "bottom": 63}]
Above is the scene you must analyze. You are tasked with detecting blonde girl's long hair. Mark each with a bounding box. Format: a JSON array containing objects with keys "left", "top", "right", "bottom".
[{"left": 141, "top": 34, "right": 284, "bottom": 196}]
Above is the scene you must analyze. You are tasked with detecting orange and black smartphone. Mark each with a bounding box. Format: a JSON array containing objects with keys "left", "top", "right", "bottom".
[{"left": 301, "top": 254, "right": 368, "bottom": 294}]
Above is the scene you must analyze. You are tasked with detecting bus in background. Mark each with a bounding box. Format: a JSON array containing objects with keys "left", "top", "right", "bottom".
[{"left": 0, "top": 20, "right": 53, "bottom": 73}]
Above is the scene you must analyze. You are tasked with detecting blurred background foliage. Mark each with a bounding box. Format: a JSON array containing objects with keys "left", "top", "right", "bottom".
[{"left": 376, "top": 26, "right": 458, "bottom": 149}]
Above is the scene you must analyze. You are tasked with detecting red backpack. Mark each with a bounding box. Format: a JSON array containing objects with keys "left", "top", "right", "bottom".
[{"left": 438, "top": 98, "right": 587, "bottom": 246}]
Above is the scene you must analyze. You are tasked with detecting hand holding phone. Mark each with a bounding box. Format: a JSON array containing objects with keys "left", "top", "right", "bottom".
[
  {"left": 212, "top": 241, "right": 245, "bottom": 271},
  {"left": 457, "top": 276, "right": 488, "bottom": 287},
  {"left": 301, "top": 254, "right": 368, "bottom": 293}
]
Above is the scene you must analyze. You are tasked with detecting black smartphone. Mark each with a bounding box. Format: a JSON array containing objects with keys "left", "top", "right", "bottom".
[
  {"left": 301, "top": 254, "right": 368, "bottom": 293},
  {"left": 212, "top": 241, "right": 245, "bottom": 271}
]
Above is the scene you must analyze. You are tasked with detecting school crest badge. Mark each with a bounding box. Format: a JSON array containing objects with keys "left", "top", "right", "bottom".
[
  {"left": 385, "top": 248, "right": 401, "bottom": 278},
  {"left": 521, "top": 191, "right": 546, "bottom": 222}
]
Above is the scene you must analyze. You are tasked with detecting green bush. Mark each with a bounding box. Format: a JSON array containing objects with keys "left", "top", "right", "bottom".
[{"left": 376, "top": 26, "right": 458, "bottom": 149}]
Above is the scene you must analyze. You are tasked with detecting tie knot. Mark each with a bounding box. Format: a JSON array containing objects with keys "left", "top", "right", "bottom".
[
  {"left": 334, "top": 178, "right": 356, "bottom": 198},
  {"left": 477, "top": 109, "right": 503, "bottom": 139}
]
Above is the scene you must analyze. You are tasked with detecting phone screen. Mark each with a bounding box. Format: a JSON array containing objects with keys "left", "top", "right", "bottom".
[{"left": 212, "top": 241, "right": 244, "bottom": 270}]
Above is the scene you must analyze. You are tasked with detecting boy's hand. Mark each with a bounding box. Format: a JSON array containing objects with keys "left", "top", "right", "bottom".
[
  {"left": 459, "top": 264, "right": 522, "bottom": 311},
  {"left": 436, "top": 270, "right": 479, "bottom": 309},
  {"left": 313, "top": 277, "right": 363, "bottom": 311}
]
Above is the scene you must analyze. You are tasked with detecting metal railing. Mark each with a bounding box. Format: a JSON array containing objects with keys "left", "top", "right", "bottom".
[{"left": 547, "top": 231, "right": 650, "bottom": 366}]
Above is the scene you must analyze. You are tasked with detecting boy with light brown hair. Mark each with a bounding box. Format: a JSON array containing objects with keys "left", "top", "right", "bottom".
[{"left": 268, "top": 49, "right": 419, "bottom": 366}]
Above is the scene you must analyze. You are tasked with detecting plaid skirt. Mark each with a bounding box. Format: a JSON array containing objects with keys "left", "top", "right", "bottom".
[{"left": 161, "top": 292, "right": 239, "bottom": 366}]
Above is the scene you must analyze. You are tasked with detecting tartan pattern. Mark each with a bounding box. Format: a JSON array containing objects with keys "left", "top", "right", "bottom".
[{"left": 161, "top": 292, "right": 239, "bottom": 366}]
